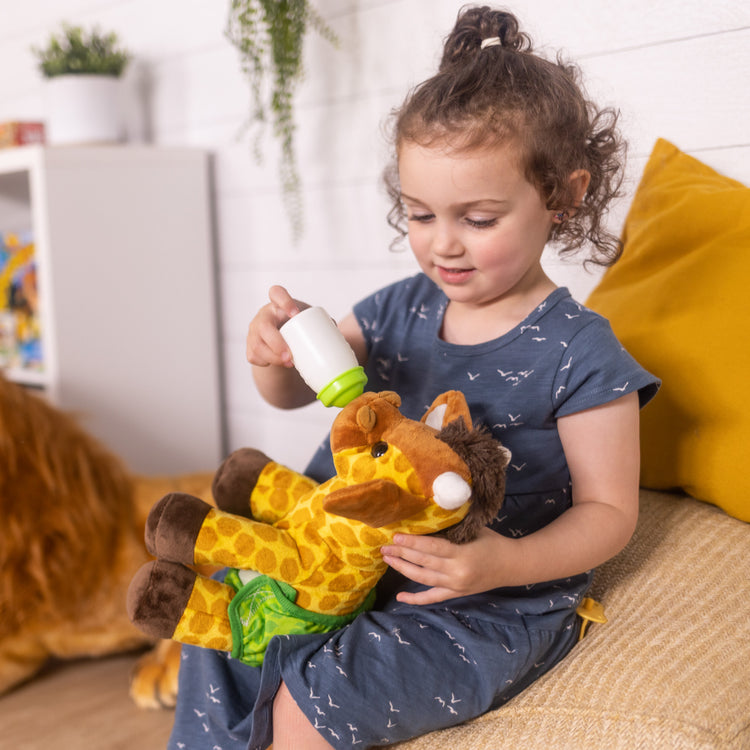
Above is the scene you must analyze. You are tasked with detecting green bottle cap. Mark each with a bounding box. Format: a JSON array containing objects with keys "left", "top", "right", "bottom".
[{"left": 316, "top": 366, "right": 368, "bottom": 408}]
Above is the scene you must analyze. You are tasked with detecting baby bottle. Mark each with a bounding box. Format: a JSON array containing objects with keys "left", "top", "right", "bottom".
[{"left": 279, "top": 306, "right": 367, "bottom": 407}]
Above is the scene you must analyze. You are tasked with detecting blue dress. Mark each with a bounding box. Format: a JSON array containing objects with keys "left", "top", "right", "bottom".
[{"left": 168, "top": 275, "right": 659, "bottom": 750}]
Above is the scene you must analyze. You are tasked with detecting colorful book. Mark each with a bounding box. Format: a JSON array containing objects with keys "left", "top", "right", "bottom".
[{"left": 0, "top": 229, "right": 43, "bottom": 372}]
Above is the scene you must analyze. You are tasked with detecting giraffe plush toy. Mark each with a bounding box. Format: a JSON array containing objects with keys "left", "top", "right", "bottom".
[{"left": 127, "top": 390, "right": 510, "bottom": 666}]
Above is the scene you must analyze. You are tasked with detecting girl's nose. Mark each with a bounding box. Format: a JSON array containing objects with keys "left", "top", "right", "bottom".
[{"left": 432, "top": 222, "right": 463, "bottom": 257}]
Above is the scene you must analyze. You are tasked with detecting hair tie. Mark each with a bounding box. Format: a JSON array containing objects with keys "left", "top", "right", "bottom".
[{"left": 480, "top": 37, "right": 501, "bottom": 49}]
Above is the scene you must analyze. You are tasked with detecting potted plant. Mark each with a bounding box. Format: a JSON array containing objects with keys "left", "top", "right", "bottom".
[
  {"left": 226, "top": 0, "right": 337, "bottom": 239},
  {"left": 32, "top": 23, "right": 132, "bottom": 145}
]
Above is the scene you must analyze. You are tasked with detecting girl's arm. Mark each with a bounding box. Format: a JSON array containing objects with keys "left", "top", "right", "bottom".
[
  {"left": 248, "top": 285, "right": 367, "bottom": 409},
  {"left": 381, "top": 392, "right": 641, "bottom": 604}
]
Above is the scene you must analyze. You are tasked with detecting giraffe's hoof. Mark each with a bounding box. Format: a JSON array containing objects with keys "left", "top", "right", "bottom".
[
  {"left": 145, "top": 492, "right": 213, "bottom": 563},
  {"left": 212, "top": 448, "right": 273, "bottom": 516},
  {"left": 127, "top": 560, "right": 196, "bottom": 639}
]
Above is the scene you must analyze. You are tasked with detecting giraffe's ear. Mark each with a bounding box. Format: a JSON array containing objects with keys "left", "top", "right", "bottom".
[{"left": 421, "top": 391, "right": 472, "bottom": 430}]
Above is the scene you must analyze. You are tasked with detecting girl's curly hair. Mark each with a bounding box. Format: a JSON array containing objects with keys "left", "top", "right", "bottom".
[{"left": 384, "top": 5, "right": 626, "bottom": 266}]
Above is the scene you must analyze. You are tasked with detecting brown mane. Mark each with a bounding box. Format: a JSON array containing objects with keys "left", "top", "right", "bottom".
[{"left": 436, "top": 418, "right": 508, "bottom": 544}]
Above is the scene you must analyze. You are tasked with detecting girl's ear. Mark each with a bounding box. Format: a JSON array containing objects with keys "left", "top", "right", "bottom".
[
  {"left": 569, "top": 168, "right": 591, "bottom": 209},
  {"left": 553, "top": 169, "right": 591, "bottom": 223}
]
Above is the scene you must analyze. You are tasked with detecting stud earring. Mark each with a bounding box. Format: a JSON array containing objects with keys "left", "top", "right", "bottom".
[{"left": 554, "top": 210, "right": 569, "bottom": 223}]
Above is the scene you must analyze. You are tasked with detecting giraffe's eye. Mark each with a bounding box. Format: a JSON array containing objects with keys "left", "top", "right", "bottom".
[{"left": 370, "top": 441, "right": 388, "bottom": 458}]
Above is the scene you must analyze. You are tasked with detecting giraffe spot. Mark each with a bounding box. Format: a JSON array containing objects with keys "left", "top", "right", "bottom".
[
  {"left": 328, "top": 573, "right": 356, "bottom": 592},
  {"left": 407, "top": 471, "right": 422, "bottom": 495},
  {"left": 408, "top": 524, "right": 438, "bottom": 535},
  {"left": 308, "top": 515, "right": 326, "bottom": 531},
  {"left": 351, "top": 455, "right": 376, "bottom": 482},
  {"left": 303, "top": 525, "right": 322, "bottom": 546},
  {"left": 213, "top": 549, "right": 238, "bottom": 567},
  {"left": 273, "top": 471, "right": 294, "bottom": 490},
  {"left": 294, "top": 477, "right": 317, "bottom": 498},
  {"left": 204, "top": 577, "right": 229, "bottom": 597},
  {"left": 270, "top": 489, "right": 291, "bottom": 512},
  {"left": 341, "top": 589, "right": 366, "bottom": 609},
  {"left": 299, "top": 546, "right": 316, "bottom": 570},
  {"left": 278, "top": 533, "right": 297, "bottom": 550},
  {"left": 360, "top": 570, "right": 379, "bottom": 587},
  {"left": 234, "top": 532, "right": 256, "bottom": 557},
  {"left": 188, "top": 588, "right": 207, "bottom": 612},
  {"left": 255, "top": 548, "right": 277, "bottom": 573},
  {"left": 206, "top": 637, "right": 230, "bottom": 650},
  {"left": 296, "top": 589, "right": 312, "bottom": 609},
  {"left": 346, "top": 552, "right": 373, "bottom": 568},
  {"left": 291, "top": 506, "right": 313, "bottom": 526},
  {"left": 280, "top": 558, "right": 300, "bottom": 581},
  {"left": 304, "top": 570, "right": 325, "bottom": 588},
  {"left": 196, "top": 526, "right": 218, "bottom": 553},
  {"left": 253, "top": 524, "right": 280, "bottom": 542},
  {"left": 318, "top": 594, "right": 341, "bottom": 612},
  {"left": 326, "top": 539, "right": 343, "bottom": 561},
  {"left": 394, "top": 452, "right": 411, "bottom": 474},
  {"left": 189, "top": 612, "right": 213, "bottom": 635},
  {"left": 433, "top": 506, "right": 456, "bottom": 519},
  {"left": 216, "top": 516, "right": 243, "bottom": 537},
  {"left": 360, "top": 527, "right": 386, "bottom": 548},
  {"left": 210, "top": 597, "right": 228, "bottom": 616},
  {"left": 321, "top": 556, "right": 345, "bottom": 574},
  {"left": 330, "top": 522, "right": 358, "bottom": 548}
]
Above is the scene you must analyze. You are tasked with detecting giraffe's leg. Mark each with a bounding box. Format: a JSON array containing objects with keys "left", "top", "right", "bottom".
[
  {"left": 147, "top": 489, "right": 306, "bottom": 572},
  {"left": 213, "top": 449, "right": 318, "bottom": 525},
  {"left": 211, "top": 447, "right": 274, "bottom": 516},
  {"left": 127, "top": 560, "right": 234, "bottom": 652},
  {"left": 144, "top": 492, "right": 213, "bottom": 563}
]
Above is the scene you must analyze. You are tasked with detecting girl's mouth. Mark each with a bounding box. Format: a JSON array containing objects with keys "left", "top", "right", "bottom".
[{"left": 437, "top": 266, "right": 475, "bottom": 284}]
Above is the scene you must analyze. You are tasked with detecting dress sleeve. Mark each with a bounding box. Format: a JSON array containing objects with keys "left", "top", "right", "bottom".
[{"left": 552, "top": 317, "right": 660, "bottom": 417}]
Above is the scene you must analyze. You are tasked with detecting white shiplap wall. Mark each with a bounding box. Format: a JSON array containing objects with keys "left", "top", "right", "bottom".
[{"left": 1, "top": 1, "right": 748, "bottom": 472}]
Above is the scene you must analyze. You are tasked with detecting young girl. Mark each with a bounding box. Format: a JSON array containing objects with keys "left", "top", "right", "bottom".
[{"left": 169, "top": 7, "right": 658, "bottom": 749}]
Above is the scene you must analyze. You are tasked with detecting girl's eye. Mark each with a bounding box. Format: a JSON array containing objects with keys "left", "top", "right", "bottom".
[
  {"left": 408, "top": 213, "right": 434, "bottom": 223},
  {"left": 465, "top": 217, "right": 498, "bottom": 229}
]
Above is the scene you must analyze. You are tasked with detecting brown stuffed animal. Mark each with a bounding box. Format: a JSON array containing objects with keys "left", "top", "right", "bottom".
[
  {"left": 127, "top": 391, "right": 510, "bottom": 667},
  {"left": 0, "top": 373, "right": 214, "bottom": 708}
]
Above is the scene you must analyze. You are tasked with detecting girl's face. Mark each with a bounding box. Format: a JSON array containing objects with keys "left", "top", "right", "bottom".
[{"left": 398, "top": 140, "right": 556, "bottom": 320}]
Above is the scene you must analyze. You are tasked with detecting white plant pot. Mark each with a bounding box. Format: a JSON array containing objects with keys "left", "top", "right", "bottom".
[{"left": 45, "top": 74, "right": 124, "bottom": 145}]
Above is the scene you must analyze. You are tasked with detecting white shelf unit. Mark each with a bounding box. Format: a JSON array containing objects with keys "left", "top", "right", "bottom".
[{"left": 0, "top": 145, "right": 224, "bottom": 474}]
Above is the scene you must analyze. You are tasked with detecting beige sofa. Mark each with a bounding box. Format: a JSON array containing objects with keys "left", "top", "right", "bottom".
[
  {"left": 397, "top": 139, "right": 750, "bottom": 749},
  {"left": 397, "top": 488, "right": 750, "bottom": 749}
]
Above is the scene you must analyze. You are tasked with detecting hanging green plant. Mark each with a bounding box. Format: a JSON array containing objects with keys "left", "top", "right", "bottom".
[{"left": 226, "top": 0, "right": 337, "bottom": 240}]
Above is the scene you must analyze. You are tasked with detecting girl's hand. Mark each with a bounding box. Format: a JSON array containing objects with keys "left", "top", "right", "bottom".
[
  {"left": 380, "top": 527, "right": 513, "bottom": 605},
  {"left": 246, "top": 285, "right": 307, "bottom": 368}
]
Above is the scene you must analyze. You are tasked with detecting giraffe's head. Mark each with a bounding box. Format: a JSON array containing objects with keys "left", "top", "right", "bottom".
[{"left": 323, "top": 391, "right": 510, "bottom": 543}]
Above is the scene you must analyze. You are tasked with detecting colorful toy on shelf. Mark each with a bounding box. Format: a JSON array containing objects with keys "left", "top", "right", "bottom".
[
  {"left": 127, "top": 390, "right": 510, "bottom": 666},
  {"left": 0, "top": 121, "right": 45, "bottom": 148},
  {"left": 0, "top": 230, "right": 43, "bottom": 371}
]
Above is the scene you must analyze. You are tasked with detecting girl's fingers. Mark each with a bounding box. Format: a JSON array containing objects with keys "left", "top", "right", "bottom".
[
  {"left": 395, "top": 587, "right": 456, "bottom": 606},
  {"left": 268, "top": 285, "right": 302, "bottom": 320}
]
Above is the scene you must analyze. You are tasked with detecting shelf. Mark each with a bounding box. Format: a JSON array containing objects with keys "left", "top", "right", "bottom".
[
  {"left": 0, "top": 145, "right": 224, "bottom": 473},
  {"left": 3, "top": 367, "right": 49, "bottom": 389}
]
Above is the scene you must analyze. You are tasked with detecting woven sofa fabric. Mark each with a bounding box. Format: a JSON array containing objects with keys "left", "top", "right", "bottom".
[{"left": 395, "top": 490, "right": 750, "bottom": 749}]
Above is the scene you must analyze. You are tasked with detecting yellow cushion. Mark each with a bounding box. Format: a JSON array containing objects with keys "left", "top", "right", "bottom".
[{"left": 586, "top": 138, "right": 750, "bottom": 522}]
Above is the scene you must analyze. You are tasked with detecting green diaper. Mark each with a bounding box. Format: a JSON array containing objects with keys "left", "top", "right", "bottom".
[{"left": 225, "top": 569, "right": 376, "bottom": 666}]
